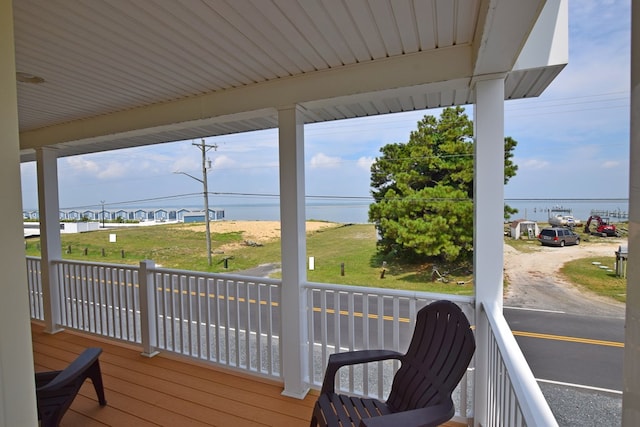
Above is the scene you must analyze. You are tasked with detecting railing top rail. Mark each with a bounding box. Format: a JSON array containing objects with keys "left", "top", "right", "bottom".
[
  {"left": 482, "top": 300, "right": 558, "bottom": 427},
  {"left": 149, "top": 265, "right": 282, "bottom": 286},
  {"left": 38, "top": 257, "right": 281, "bottom": 285},
  {"left": 51, "top": 258, "right": 139, "bottom": 270},
  {"left": 304, "top": 281, "right": 474, "bottom": 306}
]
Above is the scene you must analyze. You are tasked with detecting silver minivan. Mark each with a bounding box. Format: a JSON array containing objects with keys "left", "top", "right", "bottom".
[{"left": 538, "top": 227, "right": 580, "bottom": 247}]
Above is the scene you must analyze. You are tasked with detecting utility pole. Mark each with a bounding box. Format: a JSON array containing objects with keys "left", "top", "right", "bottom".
[
  {"left": 100, "top": 200, "right": 105, "bottom": 228},
  {"left": 176, "top": 139, "right": 217, "bottom": 266}
]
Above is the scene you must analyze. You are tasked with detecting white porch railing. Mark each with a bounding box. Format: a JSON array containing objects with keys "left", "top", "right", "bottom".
[
  {"left": 144, "top": 262, "right": 282, "bottom": 377},
  {"left": 56, "top": 259, "right": 141, "bottom": 343},
  {"left": 26, "top": 256, "right": 556, "bottom": 425},
  {"left": 481, "top": 301, "right": 558, "bottom": 427}
]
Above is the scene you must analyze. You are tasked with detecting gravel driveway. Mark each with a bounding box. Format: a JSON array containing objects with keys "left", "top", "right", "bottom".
[
  {"left": 503, "top": 239, "right": 626, "bottom": 318},
  {"left": 503, "top": 238, "right": 627, "bottom": 425}
]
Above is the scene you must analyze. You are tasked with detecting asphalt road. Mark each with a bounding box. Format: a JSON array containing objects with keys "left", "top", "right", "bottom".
[{"left": 504, "top": 306, "right": 624, "bottom": 426}]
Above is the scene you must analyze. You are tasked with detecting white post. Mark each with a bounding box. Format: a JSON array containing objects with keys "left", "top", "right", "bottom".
[
  {"left": 623, "top": 2, "right": 640, "bottom": 424},
  {"left": 0, "top": 0, "right": 39, "bottom": 424},
  {"left": 473, "top": 76, "right": 505, "bottom": 426},
  {"left": 139, "top": 260, "right": 159, "bottom": 357},
  {"left": 278, "top": 105, "right": 309, "bottom": 398},
  {"left": 36, "top": 147, "right": 64, "bottom": 334}
]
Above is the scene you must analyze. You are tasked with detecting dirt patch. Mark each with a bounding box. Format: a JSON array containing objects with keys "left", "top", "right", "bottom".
[
  {"left": 503, "top": 239, "right": 626, "bottom": 317},
  {"left": 189, "top": 220, "right": 339, "bottom": 251}
]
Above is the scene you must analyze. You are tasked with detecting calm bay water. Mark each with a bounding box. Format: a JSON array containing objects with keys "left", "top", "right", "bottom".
[
  {"left": 90, "top": 199, "right": 628, "bottom": 225},
  {"left": 220, "top": 202, "right": 371, "bottom": 224},
  {"left": 221, "top": 199, "right": 630, "bottom": 224}
]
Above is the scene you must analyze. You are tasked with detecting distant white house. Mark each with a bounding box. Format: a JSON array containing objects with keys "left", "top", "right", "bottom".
[
  {"left": 24, "top": 221, "right": 100, "bottom": 237},
  {"left": 61, "top": 222, "right": 100, "bottom": 233}
]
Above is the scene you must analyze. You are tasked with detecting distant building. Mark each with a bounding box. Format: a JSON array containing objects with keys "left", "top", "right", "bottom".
[
  {"left": 27, "top": 207, "right": 225, "bottom": 223},
  {"left": 182, "top": 209, "right": 225, "bottom": 223}
]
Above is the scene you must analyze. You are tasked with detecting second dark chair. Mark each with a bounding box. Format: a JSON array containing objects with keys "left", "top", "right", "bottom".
[
  {"left": 35, "top": 347, "right": 107, "bottom": 427},
  {"left": 310, "top": 300, "right": 475, "bottom": 427}
]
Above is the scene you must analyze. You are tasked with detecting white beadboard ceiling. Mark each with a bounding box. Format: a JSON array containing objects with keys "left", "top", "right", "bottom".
[{"left": 12, "top": 0, "right": 567, "bottom": 161}]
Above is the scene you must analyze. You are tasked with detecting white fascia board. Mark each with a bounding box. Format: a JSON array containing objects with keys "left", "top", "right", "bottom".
[
  {"left": 513, "top": 0, "right": 569, "bottom": 71},
  {"left": 473, "top": 0, "right": 546, "bottom": 76}
]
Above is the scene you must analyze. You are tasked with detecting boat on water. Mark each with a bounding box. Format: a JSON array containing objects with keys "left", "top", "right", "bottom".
[{"left": 548, "top": 207, "right": 581, "bottom": 227}]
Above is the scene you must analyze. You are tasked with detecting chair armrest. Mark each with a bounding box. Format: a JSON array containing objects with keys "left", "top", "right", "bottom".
[
  {"left": 358, "top": 400, "right": 455, "bottom": 427},
  {"left": 321, "top": 350, "right": 403, "bottom": 394},
  {"left": 35, "top": 370, "right": 62, "bottom": 388},
  {"left": 36, "top": 348, "right": 102, "bottom": 392}
]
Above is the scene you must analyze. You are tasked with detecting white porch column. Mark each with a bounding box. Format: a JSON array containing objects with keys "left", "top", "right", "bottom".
[
  {"left": 623, "top": 2, "right": 640, "bottom": 424},
  {"left": 36, "top": 147, "right": 64, "bottom": 334},
  {"left": 472, "top": 76, "right": 505, "bottom": 426},
  {"left": 0, "top": 0, "right": 39, "bottom": 425},
  {"left": 278, "top": 105, "right": 310, "bottom": 398}
]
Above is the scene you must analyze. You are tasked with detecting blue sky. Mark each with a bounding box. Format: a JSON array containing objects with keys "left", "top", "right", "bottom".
[{"left": 20, "top": 0, "right": 631, "bottom": 212}]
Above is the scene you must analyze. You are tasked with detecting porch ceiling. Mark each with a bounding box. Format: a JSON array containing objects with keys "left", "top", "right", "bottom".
[{"left": 13, "top": 0, "right": 566, "bottom": 161}]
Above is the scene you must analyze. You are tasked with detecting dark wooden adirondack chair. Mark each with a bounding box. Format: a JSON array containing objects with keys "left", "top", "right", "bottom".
[
  {"left": 35, "top": 347, "right": 107, "bottom": 427},
  {"left": 310, "top": 300, "right": 475, "bottom": 427}
]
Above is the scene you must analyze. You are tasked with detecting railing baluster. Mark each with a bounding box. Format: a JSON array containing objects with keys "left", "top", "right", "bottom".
[
  {"left": 362, "top": 293, "right": 370, "bottom": 396},
  {"left": 215, "top": 278, "right": 223, "bottom": 363},
  {"left": 255, "top": 282, "right": 262, "bottom": 372},
  {"left": 376, "top": 295, "right": 385, "bottom": 398},
  {"left": 233, "top": 280, "right": 241, "bottom": 368},
  {"left": 205, "top": 277, "right": 213, "bottom": 361},
  {"left": 245, "top": 281, "right": 252, "bottom": 370},
  {"left": 196, "top": 277, "right": 203, "bottom": 359},
  {"left": 348, "top": 292, "right": 355, "bottom": 394},
  {"left": 57, "top": 262, "right": 67, "bottom": 326}
]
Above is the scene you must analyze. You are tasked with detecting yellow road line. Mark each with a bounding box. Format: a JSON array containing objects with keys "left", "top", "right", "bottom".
[
  {"left": 513, "top": 330, "right": 624, "bottom": 348},
  {"left": 310, "top": 307, "right": 410, "bottom": 323},
  {"left": 158, "top": 287, "right": 278, "bottom": 307},
  {"left": 68, "top": 280, "right": 623, "bottom": 348}
]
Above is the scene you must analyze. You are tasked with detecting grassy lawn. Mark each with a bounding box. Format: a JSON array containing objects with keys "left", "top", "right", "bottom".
[
  {"left": 305, "top": 224, "right": 473, "bottom": 294},
  {"left": 26, "top": 222, "right": 628, "bottom": 300},
  {"left": 24, "top": 222, "right": 473, "bottom": 296},
  {"left": 561, "top": 256, "right": 627, "bottom": 303},
  {"left": 26, "top": 223, "right": 252, "bottom": 272}
]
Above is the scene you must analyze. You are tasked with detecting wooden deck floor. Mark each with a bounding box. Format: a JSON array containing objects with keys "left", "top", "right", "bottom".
[
  {"left": 32, "top": 322, "right": 316, "bottom": 426},
  {"left": 32, "top": 321, "right": 465, "bottom": 426}
]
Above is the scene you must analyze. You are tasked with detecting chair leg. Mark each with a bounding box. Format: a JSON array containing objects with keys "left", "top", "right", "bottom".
[
  {"left": 310, "top": 403, "right": 320, "bottom": 427},
  {"left": 87, "top": 361, "right": 107, "bottom": 406}
]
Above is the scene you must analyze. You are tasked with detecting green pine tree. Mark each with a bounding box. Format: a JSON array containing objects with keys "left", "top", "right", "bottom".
[{"left": 369, "top": 107, "right": 518, "bottom": 262}]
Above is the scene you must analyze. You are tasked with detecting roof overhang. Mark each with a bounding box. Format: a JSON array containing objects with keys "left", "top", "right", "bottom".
[{"left": 13, "top": 0, "right": 567, "bottom": 162}]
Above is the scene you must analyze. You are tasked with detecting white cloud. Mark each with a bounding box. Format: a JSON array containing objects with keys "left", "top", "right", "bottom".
[
  {"left": 65, "top": 157, "right": 101, "bottom": 175},
  {"left": 518, "top": 158, "right": 550, "bottom": 170},
  {"left": 601, "top": 160, "right": 621, "bottom": 169},
  {"left": 96, "top": 162, "right": 128, "bottom": 179},
  {"left": 310, "top": 153, "right": 341, "bottom": 169},
  {"left": 356, "top": 156, "right": 375, "bottom": 171},
  {"left": 212, "top": 154, "right": 236, "bottom": 169}
]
